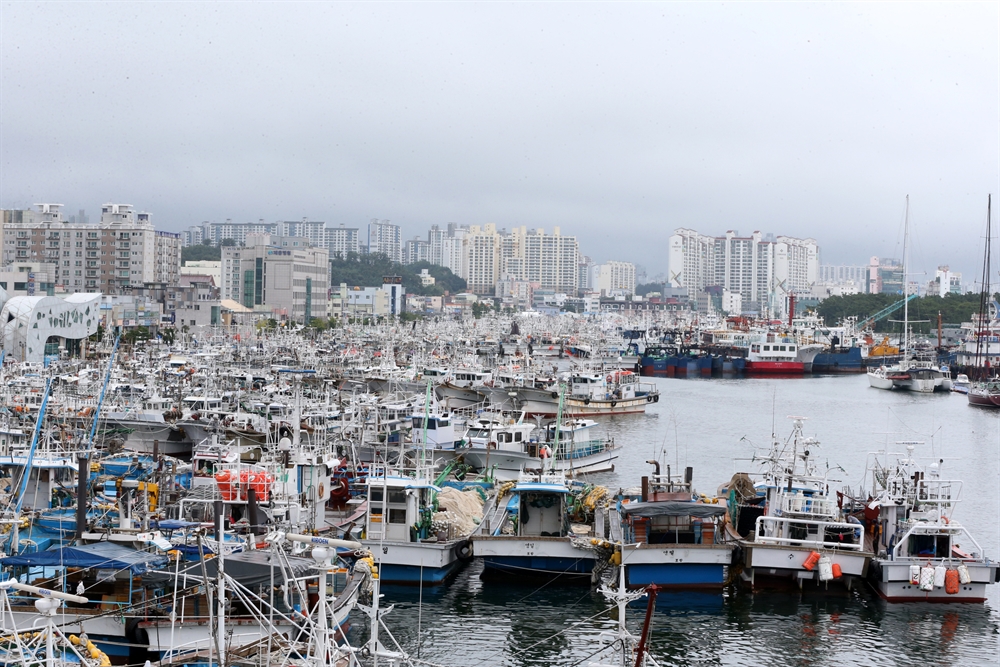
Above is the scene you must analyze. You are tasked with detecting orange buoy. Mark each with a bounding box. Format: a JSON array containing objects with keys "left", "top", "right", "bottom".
[
  {"left": 831, "top": 562, "right": 843, "bottom": 579},
  {"left": 215, "top": 470, "right": 238, "bottom": 501},
  {"left": 944, "top": 569, "right": 960, "bottom": 594},
  {"left": 802, "top": 551, "right": 821, "bottom": 571},
  {"left": 250, "top": 472, "right": 273, "bottom": 502}
]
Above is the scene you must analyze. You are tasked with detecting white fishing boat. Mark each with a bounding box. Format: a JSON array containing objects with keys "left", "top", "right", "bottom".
[
  {"left": 851, "top": 442, "right": 999, "bottom": 602},
  {"left": 360, "top": 467, "right": 483, "bottom": 584},
  {"left": 735, "top": 417, "right": 872, "bottom": 591}
]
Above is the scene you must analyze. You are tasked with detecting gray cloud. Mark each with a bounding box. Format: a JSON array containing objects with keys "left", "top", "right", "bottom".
[{"left": 2, "top": 2, "right": 997, "bottom": 283}]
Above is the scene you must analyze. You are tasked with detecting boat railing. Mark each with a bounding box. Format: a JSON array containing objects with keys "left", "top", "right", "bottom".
[
  {"left": 913, "top": 479, "right": 961, "bottom": 507},
  {"left": 890, "top": 520, "right": 985, "bottom": 562},
  {"left": 778, "top": 494, "right": 839, "bottom": 518},
  {"left": 754, "top": 515, "right": 865, "bottom": 551},
  {"left": 555, "top": 438, "right": 613, "bottom": 459}
]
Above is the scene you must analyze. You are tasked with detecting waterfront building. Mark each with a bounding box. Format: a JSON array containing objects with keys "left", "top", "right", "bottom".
[
  {"left": 0, "top": 291, "right": 101, "bottom": 364},
  {"left": 221, "top": 235, "right": 328, "bottom": 324},
  {"left": 868, "top": 256, "right": 904, "bottom": 295},
  {"left": 329, "top": 276, "right": 405, "bottom": 319}
]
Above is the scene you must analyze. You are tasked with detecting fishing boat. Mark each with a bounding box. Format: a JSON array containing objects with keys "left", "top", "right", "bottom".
[
  {"left": 616, "top": 462, "right": 733, "bottom": 589},
  {"left": 744, "top": 332, "right": 805, "bottom": 375},
  {"left": 733, "top": 417, "right": 872, "bottom": 591},
  {"left": 563, "top": 371, "right": 660, "bottom": 416},
  {"left": 472, "top": 473, "right": 600, "bottom": 582},
  {"left": 867, "top": 197, "right": 952, "bottom": 393},
  {"left": 847, "top": 443, "right": 999, "bottom": 602},
  {"left": 360, "top": 466, "right": 483, "bottom": 584}
]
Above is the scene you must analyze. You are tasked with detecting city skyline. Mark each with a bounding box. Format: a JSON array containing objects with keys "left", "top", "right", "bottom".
[{"left": 1, "top": 4, "right": 996, "bottom": 283}]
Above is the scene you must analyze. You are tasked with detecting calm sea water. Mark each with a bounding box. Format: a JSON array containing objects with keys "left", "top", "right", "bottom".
[{"left": 350, "top": 375, "right": 1000, "bottom": 666}]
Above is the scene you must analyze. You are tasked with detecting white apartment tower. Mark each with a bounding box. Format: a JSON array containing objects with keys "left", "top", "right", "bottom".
[
  {"left": 669, "top": 228, "right": 818, "bottom": 315},
  {"left": 591, "top": 261, "right": 636, "bottom": 296},
  {"left": 368, "top": 219, "right": 402, "bottom": 263},
  {"left": 464, "top": 224, "right": 502, "bottom": 294},
  {"left": 2, "top": 203, "right": 181, "bottom": 294},
  {"left": 325, "top": 224, "right": 360, "bottom": 257}
]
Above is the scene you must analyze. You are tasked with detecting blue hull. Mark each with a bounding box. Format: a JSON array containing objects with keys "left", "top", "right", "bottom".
[
  {"left": 811, "top": 347, "right": 864, "bottom": 373},
  {"left": 378, "top": 559, "right": 465, "bottom": 585},
  {"left": 625, "top": 563, "right": 727, "bottom": 589}
]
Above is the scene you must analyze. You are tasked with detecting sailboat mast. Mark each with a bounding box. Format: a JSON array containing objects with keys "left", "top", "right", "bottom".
[{"left": 902, "top": 195, "right": 910, "bottom": 364}]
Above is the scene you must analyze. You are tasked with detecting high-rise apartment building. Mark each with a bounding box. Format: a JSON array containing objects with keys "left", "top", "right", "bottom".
[
  {"left": 368, "top": 219, "right": 402, "bottom": 263},
  {"left": 325, "top": 224, "right": 360, "bottom": 258},
  {"left": 2, "top": 203, "right": 181, "bottom": 294},
  {"left": 464, "top": 224, "right": 502, "bottom": 294},
  {"left": 668, "top": 228, "right": 818, "bottom": 315},
  {"left": 184, "top": 220, "right": 282, "bottom": 247},
  {"left": 591, "top": 261, "right": 636, "bottom": 296},
  {"left": 403, "top": 237, "right": 431, "bottom": 264}
]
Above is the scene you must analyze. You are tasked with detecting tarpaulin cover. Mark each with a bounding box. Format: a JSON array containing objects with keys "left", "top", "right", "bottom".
[
  {"left": 1, "top": 541, "right": 168, "bottom": 574},
  {"left": 142, "top": 550, "right": 316, "bottom": 588},
  {"left": 622, "top": 501, "right": 728, "bottom": 519}
]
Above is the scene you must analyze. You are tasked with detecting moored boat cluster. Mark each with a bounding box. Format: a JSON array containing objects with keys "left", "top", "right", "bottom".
[{"left": 0, "top": 316, "right": 994, "bottom": 666}]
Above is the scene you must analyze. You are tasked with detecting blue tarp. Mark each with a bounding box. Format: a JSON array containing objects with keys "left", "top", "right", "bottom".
[{"left": 0, "top": 541, "right": 168, "bottom": 574}]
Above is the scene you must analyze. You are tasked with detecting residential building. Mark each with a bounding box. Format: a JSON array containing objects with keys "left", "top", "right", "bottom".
[
  {"left": 464, "top": 224, "right": 502, "bottom": 294},
  {"left": 668, "top": 228, "right": 818, "bottom": 316},
  {"left": 590, "top": 261, "right": 636, "bottom": 296},
  {"left": 2, "top": 203, "right": 181, "bottom": 294},
  {"left": 819, "top": 264, "right": 868, "bottom": 285},
  {"left": 927, "top": 265, "right": 962, "bottom": 297},
  {"left": 403, "top": 237, "right": 431, "bottom": 264},
  {"left": 184, "top": 220, "right": 281, "bottom": 247},
  {"left": 326, "top": 224, "right": 360, "bottom": 258},
  {"left": 368, "top": 219, "right": 402, "bottom": 263}
]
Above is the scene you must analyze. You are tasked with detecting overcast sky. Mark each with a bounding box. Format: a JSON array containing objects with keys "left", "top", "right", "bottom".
[{"left": 1, "top": 2, "right": 997, "bottom": 283}]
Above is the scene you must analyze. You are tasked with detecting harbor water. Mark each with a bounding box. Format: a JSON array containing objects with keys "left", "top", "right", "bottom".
[{"left": 351, "top": 374, "right": 1000, "bottom": 666}]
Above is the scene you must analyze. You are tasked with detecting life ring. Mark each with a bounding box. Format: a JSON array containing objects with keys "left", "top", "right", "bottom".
[
  {"left": 539, "top": 445, "right": 551, "bottom": 459},
  {"left": 487, "top": 442, "right": 497, "bottom": 450},
  {"left": 318, "top": 482, "right": 325, "bottom": 498}
]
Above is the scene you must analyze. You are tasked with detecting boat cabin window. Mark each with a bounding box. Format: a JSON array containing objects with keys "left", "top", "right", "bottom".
[
  {"left": 908, "top": 534, "right": 950, "bottom": 558},
  {"left": 514, "top": 431, "right": 522, "bottom": 442},
  {"left": 789, "top": 345, "right": 796, "bottom": 351},
  {"left": 388, "top": 508, "right": 407, "bottom": 524},
  {"left": 763, "top": 345, "right": 770, "bottom": 351}
]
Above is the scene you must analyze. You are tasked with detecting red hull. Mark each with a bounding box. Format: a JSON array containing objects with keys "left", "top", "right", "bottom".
[{"left": 744, "top": 361, "right": 805, "bottom": 375}]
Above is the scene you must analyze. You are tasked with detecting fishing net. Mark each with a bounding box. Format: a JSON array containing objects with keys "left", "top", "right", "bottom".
[{"left": 431, "top": 486, "right": 486, "bottom": 538}]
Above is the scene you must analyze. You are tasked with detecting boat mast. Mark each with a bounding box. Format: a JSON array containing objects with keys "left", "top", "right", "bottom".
[
  {"left": 974, "top": 194, "right": 992, "bottom": 375},
  {"left": 902, "top": 195, "right": 910, "bottom": 367}
]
